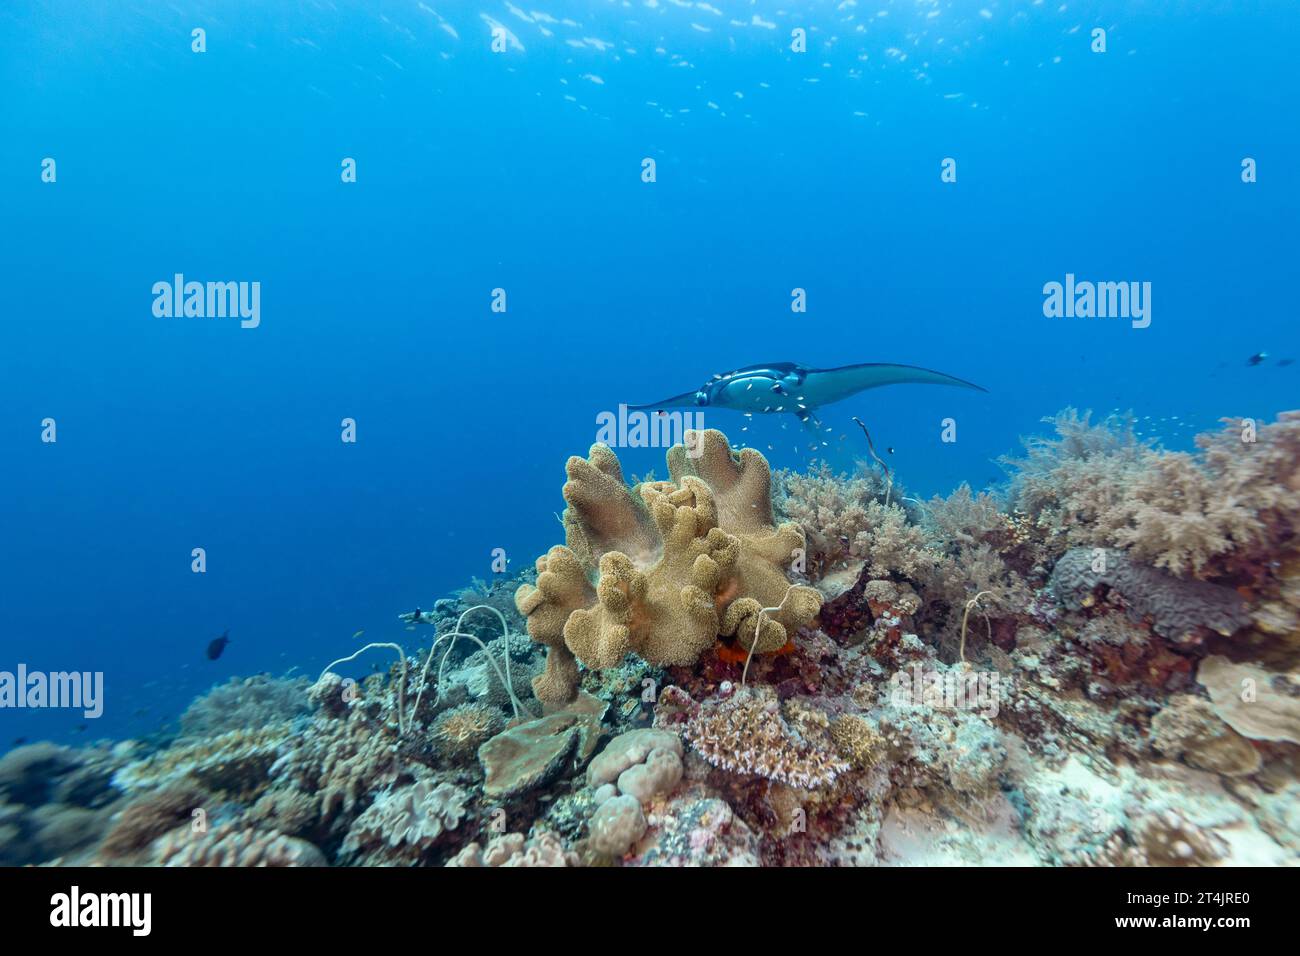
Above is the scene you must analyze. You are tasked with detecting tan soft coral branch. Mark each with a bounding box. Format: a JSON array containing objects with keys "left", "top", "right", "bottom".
[{"left": 517, "top": 430, "right": 822, "bottom": 705}]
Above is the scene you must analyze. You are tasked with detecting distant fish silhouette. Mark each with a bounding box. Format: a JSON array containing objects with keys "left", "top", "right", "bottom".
[
  {"left": 1247, "top": 352, "right": 1268, "bottom": 366},
  {"left": 206, "top": 630, "right": 231, "bottom": 661},
  {"left": 1278, "top": 358, "right": 1295, "bottom": 367}
]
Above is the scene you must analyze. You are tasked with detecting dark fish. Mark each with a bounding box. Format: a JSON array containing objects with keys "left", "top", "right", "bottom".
[
  {"left": 206, "top": 630, "right": 231, "bottom": 661},
  {"left": 1247, "top": 352, "right": 1268, "bottom": 366},
  {"left": 1279, "top": 358, "right": 1295, "bottom": 367},
  {"left": 11, "top": 737, "right": 27, "bottom": 746}
]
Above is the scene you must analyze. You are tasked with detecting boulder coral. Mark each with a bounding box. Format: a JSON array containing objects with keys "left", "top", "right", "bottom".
[
  {"left": 516, "top": 429, "right": 822, "bottom": 705},
  {"left": 1048, "top": 547, "right": 1249, "bottom": 642},
  {"left": 584, "top": 729, "right": 685, "bottom": 858}
]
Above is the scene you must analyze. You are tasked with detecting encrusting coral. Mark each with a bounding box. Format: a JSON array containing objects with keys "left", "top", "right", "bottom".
[
  {"left": 516, "top": 429, "right": 821, "bottom": 705},
  {"left": 1150, "top": 694, "right": 1261, "bottom": 777},
  {"left": 1198, "top": 656, "right": 1300, "bottom": 745}
]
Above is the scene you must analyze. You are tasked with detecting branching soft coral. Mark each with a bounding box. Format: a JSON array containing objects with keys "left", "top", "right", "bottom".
[
  {"left": 923, "top": 483, "right": 1008, "bottom": 549},
  {"left": 1096, "top": 451, "right": 1250, "bottom": 577},
  {"left": 1004, "top": 408, "right": 1300, "bottom": 580},
  {"left": 1001, "top": 408, "right": 1147, "bottom": 554},
  {"left": 852, "top": 500, "right": 942, "bottom": 579},
  {"left": 775, "top": 462, "right": 888, "bottom": 576}
]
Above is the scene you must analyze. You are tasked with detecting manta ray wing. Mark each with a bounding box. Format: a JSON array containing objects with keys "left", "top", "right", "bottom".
[{"left": 800, "top": 362, "right": 987, "bottom": 407}]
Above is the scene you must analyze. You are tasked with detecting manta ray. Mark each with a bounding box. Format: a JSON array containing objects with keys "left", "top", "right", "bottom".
[{"left": 629, "top": 361, "right": 986, "bottom": 430}]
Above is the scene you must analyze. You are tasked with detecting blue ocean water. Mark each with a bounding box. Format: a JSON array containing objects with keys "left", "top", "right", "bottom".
[{"left": 1, "top": 1, "right": 1296, "bottom": 746}]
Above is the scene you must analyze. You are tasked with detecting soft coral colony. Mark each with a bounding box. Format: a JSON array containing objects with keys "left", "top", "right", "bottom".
[{"left": 4, "top": 412, "right": 1300, "bottom": 867}]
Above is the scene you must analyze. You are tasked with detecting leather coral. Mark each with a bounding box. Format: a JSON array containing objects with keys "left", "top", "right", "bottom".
[{"left": 516, "top": 429, "right": 822, "bottom": 705}]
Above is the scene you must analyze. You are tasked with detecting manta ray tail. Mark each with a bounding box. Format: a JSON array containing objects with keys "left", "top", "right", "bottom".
[{"left": 624, "top": 389, "right": 700, "bottom": 412}]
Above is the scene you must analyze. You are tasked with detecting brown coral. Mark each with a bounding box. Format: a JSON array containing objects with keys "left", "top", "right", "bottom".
[
  {"left": 656, "top": 685, "right": 848, "bottom": 789},
  {"left": 99, "top": 783, "right": 211, "bottom": 860},
  {"left": 431, "top": 703, "right": 506, "bottom": 762},
  {"left": 829, "top": 714, "right": 886, "bottom": 770},
  {"left": 1150, "top": 694, "right": 1260, "bottom": 777},
  {"left": 516, "top": 430, "right": 821, "bottom": 705},
  {"left": 1049, "top": 548, "right": 1249, "bottom": 642}
]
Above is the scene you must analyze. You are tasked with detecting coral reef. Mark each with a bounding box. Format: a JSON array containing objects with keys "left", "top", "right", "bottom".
[
  {"left": 114, "top": 724, "right": 293, "bottom": 796},
  {"left": 8, "top": 411, "right": 1300, "bottom": 869},
  {"left": 0, "top": 742, "right": 128, "bottom": 864},
  {"left": 1004, "top": 409, "right": 1300, "bottom": 580}
]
